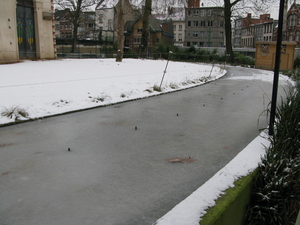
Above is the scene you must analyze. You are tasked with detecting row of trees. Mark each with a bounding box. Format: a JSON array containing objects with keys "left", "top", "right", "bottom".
[{"left": 54, "top": 0, "right": 281, "bottom": 63}]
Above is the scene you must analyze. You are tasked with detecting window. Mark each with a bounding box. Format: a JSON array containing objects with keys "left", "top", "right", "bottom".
[
  {"left": 200, "top": 21, "right": 205, "bottom": 27},
  {"left": 208, "top": 10, "right": 213, "bottom": 16},
  {"left": 187, "top": 41, "right": 191, "bottom": 46},
  {"left": 192, "top": 42, "right": 198, "bottom": 46},
  {"left": 134, "top": 37, "right": 141, "bottom": 43},
  {"left": 194, "top": 10, "right": 199, "bottom": 15},
  {"left": 193, "top": 31, "right": 198, "bottom": 37},
  {"left": 207, "top": 21, "right": 213, "bottom": 26},
  {"left": 187, "top": 32, "right": 191, "bottom": 38},
  {"left": 207, "top": 42, "right": 212, "bottom": 47},
  {"left": 173, "top": 25, "right": 176, "bottom": 31},
  {"left": 219, "top": 42, "right": 223, "bottom": 47},
  {"left": 187, "top": 21, "right": 191, "bottom": 27},
  {"left": 219, "top": 32, "right": 224, "bottom": 38},
  {"left": 220, "top": 21, "right": 224, "bottom": 27},
  {"left": 200, "top": 31, "right": 205, "bottom": 38},
  {"left": 108, "top": 20, "right": 113, "bottom": 30},
  {"left": 99, "top": 14, "right": 103, "bottom": 23},
  {"left": 137, "top": 27, "right": 143, "bottom": 32},
  {"left": 188, "top": 10, "right": 191, "bottom": 16},
  {"left": 289, "top": 14, "right": 297, "bottom": 27},
  {"left": 199, "top": 42, "right": 204, "bottom": 47},
  {"left": 179, "top": 25, "right": 182, "bottom": 31},
  {"left": 87, "top": 14, "right": 94, "bottom": 20},
  {"left": 174, "top": 34, "right": 176, "bottom": 41},
  {"left": 88, "top": 23, "right": 95, "bottom": 28},
  {"left": 201, "top": 10, "right": 206, "bottom": 17},
  {"left": 193, "top": 21, "right": 199, "bottom": 27},
  {"left": 178, "top": 34, "right": 182, "bottom": 42}
]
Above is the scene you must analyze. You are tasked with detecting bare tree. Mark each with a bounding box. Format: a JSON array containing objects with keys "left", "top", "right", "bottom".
[
  {"left": 208, "top": 0, "right": 279, "bottom": 63},
  {"left": 141, "top": 0, "right": 152, "bottom": 57},
  {"left": 55, "top": 0, "right": 105, "bottom": 52},
  {"left": 223, "top": 0, "right": 240, "bottom": 63},
  {"left": 115, "top": 0, "right": 125, "bottom": 62}
]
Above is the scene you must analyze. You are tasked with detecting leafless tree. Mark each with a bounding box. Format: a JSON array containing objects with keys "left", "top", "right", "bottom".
[
  {"left": 55, "top": 0, "right": 105, "bottom": 52},
  {"left": 208, "top": 0, "right": 280, "bottom": 63},
  {"left": 115, "top": 0, "right": 125, "bottom": 61},
  {"left": 141, "top": 0, "right": 152, "bottom": 57}
]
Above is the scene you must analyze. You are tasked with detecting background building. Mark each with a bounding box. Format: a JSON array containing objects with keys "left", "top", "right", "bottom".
[
  {"left": 95, "top": 6, "right": 115, "bottom": 43},
  {"left": 124, "top": 17, "right": 174, "bottom": 51},
  {"left": 0, "top": 0, "right": 56, "bottom": 64},
  {"left": 185, "top": 6, "right": 225, "bottom": 48},
  {"left": 234, "top": 14, "right": 275, "bottom": 48},
  {"left": 285, "top": 2, "right": 300, "bottom": 45}
]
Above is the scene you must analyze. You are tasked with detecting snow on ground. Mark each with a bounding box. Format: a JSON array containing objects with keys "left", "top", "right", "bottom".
[
  {"left": 0, "top": 58, "right": 226, "bottom": 125},
  {"left": 0, "top": 59, "right": 292, "bottom": 224}
]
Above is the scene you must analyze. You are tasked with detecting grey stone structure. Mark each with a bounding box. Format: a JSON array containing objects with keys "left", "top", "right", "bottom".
[{"left": 185, "top": 6, "right": 225, "bottom": 48}]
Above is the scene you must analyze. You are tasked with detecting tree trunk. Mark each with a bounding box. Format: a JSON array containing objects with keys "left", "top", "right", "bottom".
[
  {"left": 116, "top": 0, "right": 124, "bottom": 62},
  {"left": 141, "top": 0, "right": 151, "bottom": 58},
  {"left": 224, "top": 0, "right": 234, "bottom": 63},
  {"left": 71, "top": 0, "right": 82, "bottom": 53},
  {"left": 72, "top": 23, "right": 78, "bottom": 53}
]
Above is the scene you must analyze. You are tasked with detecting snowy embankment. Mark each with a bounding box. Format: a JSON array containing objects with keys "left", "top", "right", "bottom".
[{"left": 0, "top": 58, "right": 226, "bottom": 125}]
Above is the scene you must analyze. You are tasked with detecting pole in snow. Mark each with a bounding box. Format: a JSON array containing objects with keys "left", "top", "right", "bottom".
[
  {"left": 269, "top": 0, "right": 285, "bottom": 136},
  {"left": 159, "top": 51, "right": 173, "bottom": 90}
]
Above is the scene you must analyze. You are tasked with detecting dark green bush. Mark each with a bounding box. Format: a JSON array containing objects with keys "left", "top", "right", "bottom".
[
  {"left": 156, "top": 46, "right": 225, "bottom": 63},
  {"left": 246, "top": 82, "right": 300, "bottom": 225},
  {"left": 294, "top": 55, "right": 300, "bottom": 68},
  {"left": 234, "top": 54, "right": 254, "bottom": 66}
]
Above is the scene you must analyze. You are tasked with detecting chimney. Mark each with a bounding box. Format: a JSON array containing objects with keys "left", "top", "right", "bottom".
[
  {"left": 247, "top": 13, "right": 251, "bottom": 18},
  {"left": 188, "top": 0, "right": 200, "bottom": 8}
]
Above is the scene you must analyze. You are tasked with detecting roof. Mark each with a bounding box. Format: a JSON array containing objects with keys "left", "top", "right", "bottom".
[
  {"left": 153, "top": 7, "right": 185, "bottom": 21},
  {"left": 55, "top": 9, "right": 72, "bottom": 20},
  {"left": 124, "top": 16, "right": 173, "bottom": 37},
  {"left": 149, "top": 17, "right": 162, "bottom": 32}
]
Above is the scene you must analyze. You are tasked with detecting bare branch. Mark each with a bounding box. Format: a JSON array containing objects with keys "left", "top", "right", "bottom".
[{"left": 230, "top": 0, "right": 242, "bottom": 7}]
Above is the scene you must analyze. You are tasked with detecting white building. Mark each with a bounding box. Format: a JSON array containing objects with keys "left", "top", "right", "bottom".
[
  {"left": 171, "top": 8, "right": 186, "bottom": 47},
  {"left": 95, "top": 6, "right": 115, "bottom": 43}
]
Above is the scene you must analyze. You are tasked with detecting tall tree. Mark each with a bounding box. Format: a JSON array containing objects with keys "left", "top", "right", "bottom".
[
  {"left": 115, "top": 0, "right": 125, "bottom": 62},
  {"left": 211, "top": 0, "right": 278, "bottom": 63},
  {"left": 55, "top": 0, "right": 104, "bottom": 53},
  {"left": 141, "top": 0, "right": 152, "bottom": 58},
  {"left": 224, "top": 0, "right": 240, "bottom": 63}
]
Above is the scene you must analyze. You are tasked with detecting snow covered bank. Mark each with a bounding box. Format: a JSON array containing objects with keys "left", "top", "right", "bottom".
[{"left": 0, "top": 59, "right": 226, "bottom": 125}]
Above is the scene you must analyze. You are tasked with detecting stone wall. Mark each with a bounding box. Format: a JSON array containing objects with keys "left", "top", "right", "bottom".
[
  {"left": 0, "top": 1, "right": 19, "bottom": 64},
  {"left": 0, "top": 0, "right": 55, "bottom": 64}
]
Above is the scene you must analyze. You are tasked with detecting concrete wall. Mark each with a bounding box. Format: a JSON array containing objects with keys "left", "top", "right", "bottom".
[
  {"left": 0, "top": 1, "right": 19, "bottom": 64},
  {"left": 200, "top": 171, "right": 257, "bottom": 225},
  {"left": 0, "top": 0, "right": 55, "bottom": 64},
  {"left": 34, "top": 0, "right": 56, "bottom": 59}
]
